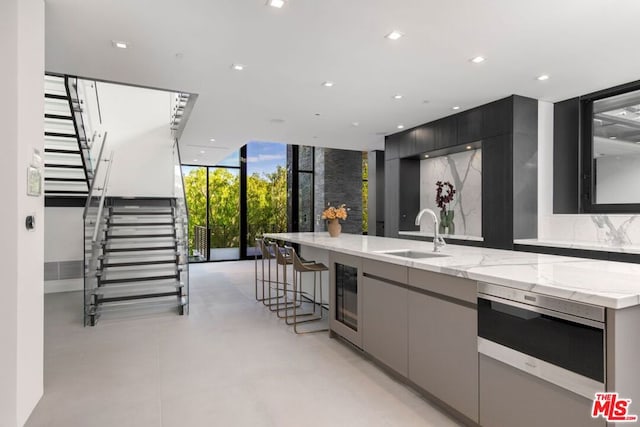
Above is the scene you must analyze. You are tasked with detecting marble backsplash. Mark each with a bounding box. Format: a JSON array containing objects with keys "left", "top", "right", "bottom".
[
  {"left": 419, "top": 149, "right": 482, "bottom": 237},
  {"left": 540, "top": 214, "right": 640, "bottom": 247}
]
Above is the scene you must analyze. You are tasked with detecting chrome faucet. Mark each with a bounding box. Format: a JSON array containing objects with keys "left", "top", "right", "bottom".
[{"left": 415, "top": 208, "right": 446, "bottom": 252}]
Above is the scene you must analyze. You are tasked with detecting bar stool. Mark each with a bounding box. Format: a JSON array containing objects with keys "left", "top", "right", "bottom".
[
  {"left": 271, "top": 241, "right": 301, "bottom": 316},
  {"left": 284, "top": 245, "right": 329, "bottom": 334},
  {"left": 254, "top": 237, "right": 279, "bottom": 306}
]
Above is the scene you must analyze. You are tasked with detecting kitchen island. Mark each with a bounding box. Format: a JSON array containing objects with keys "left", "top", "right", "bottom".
[{"left": 264, "top": 232, "right": 640, "bottom": 427}]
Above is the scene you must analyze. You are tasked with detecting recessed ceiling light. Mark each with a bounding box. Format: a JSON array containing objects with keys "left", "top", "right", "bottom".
[
  {"left": 470, "top": 56, "right": 485, "bottom": 63},
  {"left": 397, "top": 124, "right": 405, "bottom": 129},
  {"left": 193, "top": 159, "right": 198, "bottom": 162},
  {"left": 386, "top": 31, "right": 404, "bottom": 40},
  {"left": 424, "top": 155, "right": 429, "bottom": 158},
  {"left": 537, "top": 74, "right": 550, "bottom": 81},
  {"left": 609, "top": 136, "right": 617, "bottom": 140},
  {"left": 112, "top": 41, "right": 128, "bottom": 49},
  {"left": 466, "top": 146, "right": 472, "bottom": 150},
  {"left": 231, "top": 64, "right": 245, "bottom": 71},
  {"left": 266, "top": 0, "right": 285, "bottom": 8},
  {"left": 322, "top": 81, "right": 334, "bottom": 87},
  {"left": 352, "top": 122, "right": 359, "bottom": 127},
  {"left": 210, "top": 138, "right": 216, "bottom": 142},
  {"left": 393, "top": 94, "right": 403, "bottom": 100},
  {"left": 200, "top": 150, "right": 205, "bottom": 154},
  {"left": 452, "top": 106, "right": 460, "bottom": 110}
]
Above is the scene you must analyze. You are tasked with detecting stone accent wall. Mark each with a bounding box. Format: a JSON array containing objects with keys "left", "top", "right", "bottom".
[{"left": 314, "top": 148, "right": 363, "bottom": 234}]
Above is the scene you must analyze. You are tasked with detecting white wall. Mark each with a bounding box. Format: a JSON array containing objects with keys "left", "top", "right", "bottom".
[
  {"left": 537, "top": 101, "right": 554, "bottom": 234},
  {"left": 0, "top": 0, "right": 44, "bottom": 425},
  {"left": 96, "top": 82, "right": 175, "bottom": 197},
  {"left": 44, "top": 207, "right": 84, "bottom": 293}
]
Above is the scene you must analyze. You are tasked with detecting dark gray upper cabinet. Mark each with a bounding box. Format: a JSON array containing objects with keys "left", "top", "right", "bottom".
[
  {"left": 385, "top": 129, "right": 414, "bottom": 160},
  {"left": 384, "top": 134, "right": 400, "bottom": 160},
  {"left": 414, "top": 124, "right": 435, "bottom": 153},
  {"left": 457, "top": 107, "right": 483, "bottom": 144},
  {"left": 482, "top": 97, "right": 513, "bottom": 138},
  {"left": 397, "top": 129, "right": 417, "bottom": 158},
  {"left": 434, "top": 116, "right": 458, "bottom": 149}
]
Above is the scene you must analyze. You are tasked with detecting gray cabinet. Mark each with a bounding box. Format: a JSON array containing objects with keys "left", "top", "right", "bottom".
[
  {"left": 407, "top": 268, "right": 478, "bottom": 422},
  {"left": 362, "top": 276, "right": 408, "bottom": 376},
  {"left": 479, "top": 354, "right": 604, "bottom": 427}
]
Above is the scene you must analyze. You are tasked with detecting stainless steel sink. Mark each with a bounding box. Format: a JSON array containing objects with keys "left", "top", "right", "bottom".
[{"left": 377, "top": 249, "right": 449, "bottom": 259}]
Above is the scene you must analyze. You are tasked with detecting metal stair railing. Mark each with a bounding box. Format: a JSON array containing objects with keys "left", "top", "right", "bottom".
[
  {"left": 65, "top": 75, "right": 103, "bottom": 191},
  {"left": 83, "top": 145, "right": 113, "bottom": 326},
  {"left": 173, "top": 139, "right": 189, "bottom": 315}
]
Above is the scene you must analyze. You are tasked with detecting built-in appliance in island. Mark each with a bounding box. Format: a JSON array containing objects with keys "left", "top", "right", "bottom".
[{"left": 263, "top": 232, "right": 640, "bottom": 427}]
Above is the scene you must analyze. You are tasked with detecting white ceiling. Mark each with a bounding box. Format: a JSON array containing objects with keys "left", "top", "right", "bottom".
[{"left": 45, "top": 0, "right": 640, "bottom": 165}]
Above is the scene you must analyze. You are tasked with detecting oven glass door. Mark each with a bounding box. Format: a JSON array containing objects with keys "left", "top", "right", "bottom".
[{"left": 478, "top": 297, "right": 604, "bottom": 382}]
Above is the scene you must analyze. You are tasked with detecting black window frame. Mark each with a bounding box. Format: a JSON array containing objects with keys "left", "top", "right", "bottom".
[{"left": 580, "top": 79, "right": 640, "bottom": 214}]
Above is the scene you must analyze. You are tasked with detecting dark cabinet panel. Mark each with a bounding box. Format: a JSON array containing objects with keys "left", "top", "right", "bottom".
[
  {"left": 482, "top": 134, "right": 513, "bottom": 249},
  {"left": 384, "top": 159, "right": 400, "bottom": 237},
  {"left": 553, "top": 97, "right": 580, "bottom": 214},
  {"left": 457, "top": 107, "right": 483, "bottom": 144},
  {"left": 399, "top": 159, "right": 420, "bottom": 231},
  {"left": 414, "top": 124, "right": 435, "bottom": 153},
  {"left": 398, "top": 129, "right": 417, "bottom": 158},
  {"left": 386, "top": 129, "right": 415, "bottom": 159},
  {"left": 385, "top": 134, "right": 400, "bottom": 160},
  {"left": 434, "top": 116, "right": 458, "bottom": 149},
  {"left": 482, "top": 97, "right": 513, "bottom": 138}
]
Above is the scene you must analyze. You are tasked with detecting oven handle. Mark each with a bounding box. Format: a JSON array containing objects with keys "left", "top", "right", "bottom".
[{"left": 478, "top": 293, "right": 605, "bottom": 330}]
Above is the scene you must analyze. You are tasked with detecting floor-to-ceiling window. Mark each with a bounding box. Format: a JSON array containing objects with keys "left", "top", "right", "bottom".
[
  {"left": 182, "top": 151, "right": 241, "bottom": 262},
  {"left": 183, "top": 142, "right": 292, "bottom": 261},
  {"left": 245, "top": 142, "right": 288, "bottom": 257}
]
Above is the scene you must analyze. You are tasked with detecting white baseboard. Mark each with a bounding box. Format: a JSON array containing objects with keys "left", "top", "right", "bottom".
[{"left": 45, "top": 278, "right": 83, "bottom": 294}]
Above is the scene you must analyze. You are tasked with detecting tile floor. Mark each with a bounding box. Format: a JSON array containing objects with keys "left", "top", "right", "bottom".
[{"left": 26, "top": 260, "right": 460, "bottom": 427}]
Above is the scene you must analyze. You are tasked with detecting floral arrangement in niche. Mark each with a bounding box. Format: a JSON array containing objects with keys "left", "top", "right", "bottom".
[
  {"left": 436, "top": 181, "right": 456, "bottom": 210},
  {"left": 435, "top": 181, "right": 456, "bottom": 235},
  {"left": 322, "top": 203, "right": 348, "bottom": 221}
]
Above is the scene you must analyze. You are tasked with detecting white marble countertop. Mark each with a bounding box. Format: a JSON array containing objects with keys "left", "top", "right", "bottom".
[
  {"left": 514, "top": 238, "right": 640, "bottom": 255},
  {"left": 264, "top": 232, "right": 640, "bottom": 309},
  {"left": 399, "top": 230, "right": 484, "bottom": 242}
]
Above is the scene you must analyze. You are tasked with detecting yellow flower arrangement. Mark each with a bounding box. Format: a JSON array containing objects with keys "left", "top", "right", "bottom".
[{"left": 322, "top": 203, "right": 348, "bottom": 221}]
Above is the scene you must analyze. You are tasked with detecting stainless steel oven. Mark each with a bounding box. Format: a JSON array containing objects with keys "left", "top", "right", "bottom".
[{"left": 477, "top": 282, "right": 605, "bottom": 399}]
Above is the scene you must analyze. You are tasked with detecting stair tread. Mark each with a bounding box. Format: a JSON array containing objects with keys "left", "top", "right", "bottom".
[
  {"left": 44, "top": 113, "right": 73, "bottom": 121},
  {"left": 44, "top": 148, "right": 81, "bottom": 154},
  {"left": 44, "top": 93, "right": 67, "bottom": 100},
  {"left": 99, "top": 274, "right": 179, "bottom": 285},
  {"left": 45, "top": 177, "right": 86, "bottom": 182},
  {"left": 106, "top": 234, "right": 176, "bottom": 239},
  {"left": 108, "top": 222, "right": 175, "bottom": 227},
  {"left": 45, "top": 163, "right": 85, "bottom": 169},
  {"left": 103, "top": 259, "right": 177, "bottom": 267},
  {"left": 104, "top": 246, "right": 177, "bottom": 252}
]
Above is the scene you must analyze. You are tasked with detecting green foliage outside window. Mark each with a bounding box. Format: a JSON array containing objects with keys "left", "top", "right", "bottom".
[{"left": 182, "top": 165, "right": 288, "bottom": 255}]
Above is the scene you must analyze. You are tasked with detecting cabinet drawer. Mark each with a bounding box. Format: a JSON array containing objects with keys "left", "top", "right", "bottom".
[
  {"left": 408, "top": 268, "right": 476, "bottom": 304},
  {"left": 363, "top": 259, "right": 407, "bottom": 284},
  {"left": 479, "top": 355, "right": 604, "bottom": 427}
]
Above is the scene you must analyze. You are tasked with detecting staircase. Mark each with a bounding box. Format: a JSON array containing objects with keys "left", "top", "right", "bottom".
[
  {"left": 43, "top": 74, "right": 92, "bottom": 203},
  {"left": 87, "top": 198, "right": 188, "bottom": 326}
]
